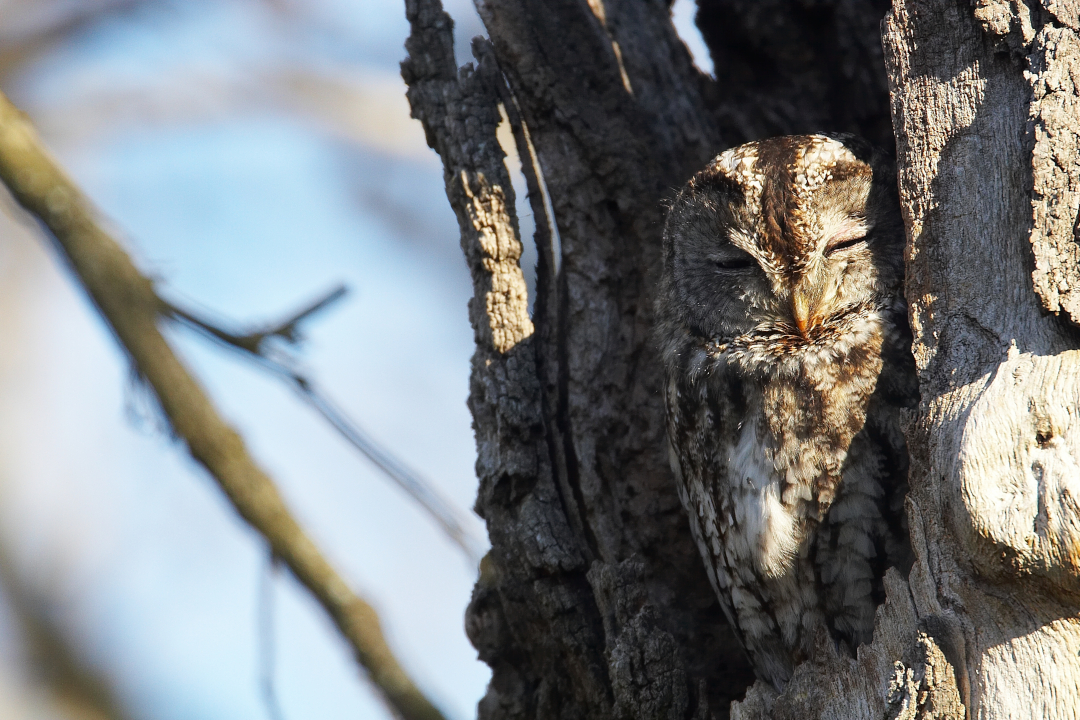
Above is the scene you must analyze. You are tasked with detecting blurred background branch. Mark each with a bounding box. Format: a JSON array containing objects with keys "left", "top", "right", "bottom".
[
  {"left": 161, "top": 287, "right": 484, "bottom": 563},
  {"left": 0, "top": 87, "right": 448, "bottom": 720},
  {"left": 0, "top": 531, "right": 132, "bottom": 720},
  {"left": 0, "top": 0, "right": 440, "bottom": 161},
  {"left": 0, "top": 0, "right": 146, "bottom": 83},
  {"left": 0, "top": 0, "right": 507, "bottom": 717}
]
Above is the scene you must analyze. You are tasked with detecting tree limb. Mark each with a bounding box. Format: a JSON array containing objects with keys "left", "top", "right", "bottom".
[
  {"left": 0, "top": 89, "right": 448, "bottom": 720},
  {"left": 160, "top": 288, "right": 484, "bottom": 563}
]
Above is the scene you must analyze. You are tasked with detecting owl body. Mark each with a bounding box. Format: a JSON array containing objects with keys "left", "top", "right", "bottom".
[{"left": 657, "top": 135, "right": 916, "bottom": 688}]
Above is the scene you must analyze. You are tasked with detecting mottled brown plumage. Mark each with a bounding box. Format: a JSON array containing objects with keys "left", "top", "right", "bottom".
[{"left": 656, "top": 134, "right": 917, "bottom": 689}]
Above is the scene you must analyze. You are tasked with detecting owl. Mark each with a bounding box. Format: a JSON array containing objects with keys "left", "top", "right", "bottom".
[{"left": 656, "top": 134, "right": 917, "bottom": 689}]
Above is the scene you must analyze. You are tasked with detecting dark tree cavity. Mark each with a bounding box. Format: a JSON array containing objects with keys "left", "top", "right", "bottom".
[
  {"left": 402, "top": 1, "right": 898, "bottom": 717},
  {"left": 696, "top": 0, "right": 895, "bottom": 152}
]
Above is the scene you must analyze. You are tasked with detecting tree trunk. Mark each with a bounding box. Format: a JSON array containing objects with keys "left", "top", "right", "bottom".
[{"left": 401, "top": 0, "right": 1080, "bottom": 718}]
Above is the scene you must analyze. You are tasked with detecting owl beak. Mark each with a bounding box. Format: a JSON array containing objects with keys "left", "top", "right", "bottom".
[{"left": 792, "top": 291, "right": 812, "bottom": 337}]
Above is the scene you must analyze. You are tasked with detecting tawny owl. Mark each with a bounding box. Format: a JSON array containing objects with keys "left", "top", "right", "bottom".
[{"left": 656, "top": 134, "right": 917, "bottom": 689}]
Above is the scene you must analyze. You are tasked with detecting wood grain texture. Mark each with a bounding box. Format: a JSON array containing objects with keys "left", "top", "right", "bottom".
[
  {"left": 886, "top": 2, "right": 1080, "bottom": 717},
  {"left": 969, "top": 0, "right": 1080, "bottom": 328}
]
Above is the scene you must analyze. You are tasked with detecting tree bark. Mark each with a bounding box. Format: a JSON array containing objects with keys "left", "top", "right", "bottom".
[{"left": 402, "top": 0, "right": 1080, "bottom": 718}]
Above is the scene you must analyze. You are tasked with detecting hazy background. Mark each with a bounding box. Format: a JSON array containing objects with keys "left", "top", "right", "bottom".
[{"left": 0, "top": 2, "right": 709, "bottom": 718}]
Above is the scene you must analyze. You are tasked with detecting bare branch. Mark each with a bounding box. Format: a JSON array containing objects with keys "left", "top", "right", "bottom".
[
  {"left": 160, "top": 289, "right": 484, "bottom": 564},
  {"left": 0, "top": 88, "right": 448, "bottom": 720},
  {"left": 0, "top": 524, "right": 134, "bottom": 720},
  {"left": 0, "top": 0, "right": 146, "bottom": 82}
]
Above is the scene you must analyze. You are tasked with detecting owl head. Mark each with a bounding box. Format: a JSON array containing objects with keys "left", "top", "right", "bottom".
[{"left": 660, "top": 134, "right": 904, "bottom": 355}]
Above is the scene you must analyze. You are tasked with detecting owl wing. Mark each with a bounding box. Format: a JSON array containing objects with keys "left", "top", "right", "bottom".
[
  {"left": 663, "top": 364, "right": 797, "bottom": 687},
  {"left": 664, "top": 371, "right": 737, "bottom": 629}
]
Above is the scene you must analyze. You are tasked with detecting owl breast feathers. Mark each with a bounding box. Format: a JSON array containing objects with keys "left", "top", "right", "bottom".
[{"left": 656, "top": 134, "right": 918, "bottom": 689}]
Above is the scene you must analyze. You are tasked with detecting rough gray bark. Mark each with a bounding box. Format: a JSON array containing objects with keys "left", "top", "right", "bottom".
[
  {"left": 403, "top": 0, "right": 1080, "bottom": 718},
  {"left": 887, "top": 0, "right": 1080, "bottom": 716}
]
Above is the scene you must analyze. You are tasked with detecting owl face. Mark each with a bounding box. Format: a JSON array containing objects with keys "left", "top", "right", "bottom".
[{"left": 663, "top": 135, "right": 904, "bottom": 354}]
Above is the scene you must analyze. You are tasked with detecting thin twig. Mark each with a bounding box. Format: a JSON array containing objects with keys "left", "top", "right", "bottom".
[
  {"left": 0, "top": 88, "right": 448, "bottom": 720},
  {"left": 159, "top": 292, "right": 483, "bottom": 563},
  {"left": 259, "top": 551, "right": 287, "bottom": 720},
  {"left": 165, "top": 285, "right": 348, "bottom": 353}
]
